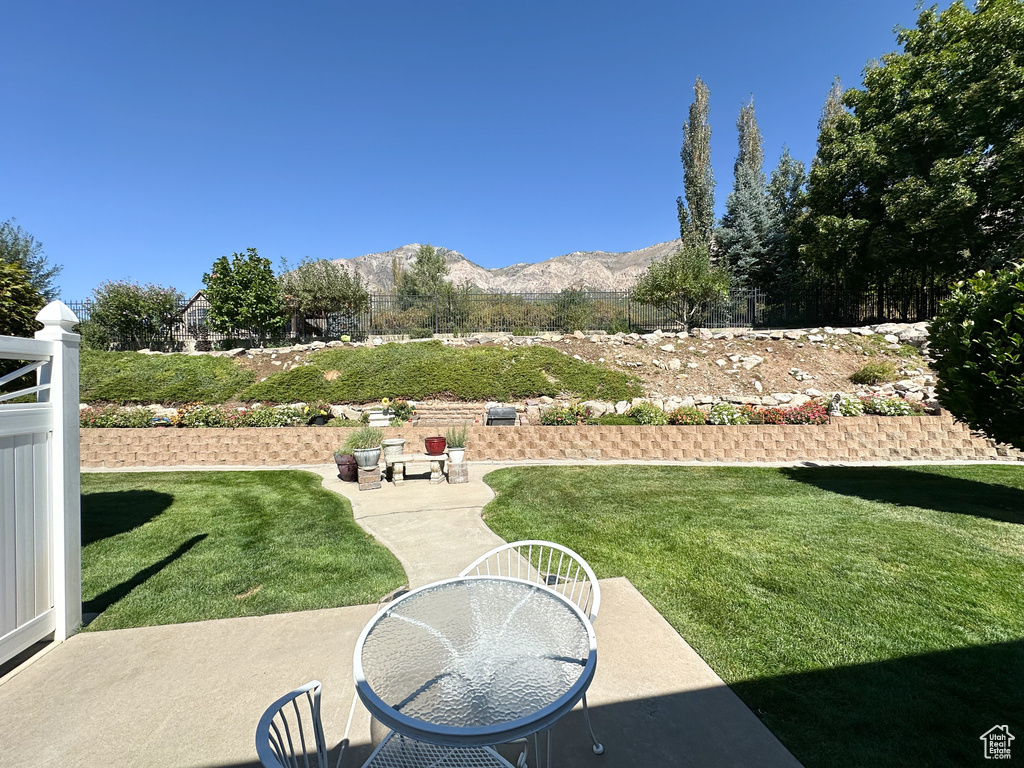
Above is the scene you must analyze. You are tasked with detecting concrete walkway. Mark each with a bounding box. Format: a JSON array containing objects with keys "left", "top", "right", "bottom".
[{"left": 0, "top": 462, "right": 804, "bottom": 768}]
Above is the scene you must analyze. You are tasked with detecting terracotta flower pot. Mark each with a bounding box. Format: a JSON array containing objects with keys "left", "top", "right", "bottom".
[{"left": 424, "top": 436, "right": 446, "bottom": 456}]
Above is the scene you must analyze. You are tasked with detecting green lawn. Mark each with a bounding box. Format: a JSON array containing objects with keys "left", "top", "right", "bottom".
[
  {"left": 80, "top": 471, "right": 406, "bottom": 630},
  {"left": 481, "top": 465, "right": 1024, "bottom": 768}
]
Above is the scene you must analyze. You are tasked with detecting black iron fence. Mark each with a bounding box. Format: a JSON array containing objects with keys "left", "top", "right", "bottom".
[{"left": 65, "top": 284, "right": 948, "bottom": 350}]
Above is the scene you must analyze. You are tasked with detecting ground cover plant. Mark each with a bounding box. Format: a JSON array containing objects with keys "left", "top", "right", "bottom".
[
  {"left": 480, "top": 464, "right": 1024, "bottom": 768},
  {"left": 80, "top": 471, "right": 405, "bottom": 630},
  {"left": 243, "top": 341, "right": 643, "bottom": 403},
  {"left": 80, "top": 350, "right": 255, "bottom": 404}
]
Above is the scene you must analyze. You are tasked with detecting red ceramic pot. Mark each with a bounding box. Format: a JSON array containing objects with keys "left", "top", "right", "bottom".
[{"left": 424, "top": 436, "right": 447, "bottom": 456}]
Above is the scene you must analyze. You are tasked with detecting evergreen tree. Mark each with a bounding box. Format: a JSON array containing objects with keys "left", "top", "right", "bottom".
[
  {"left": 763, "top": 148, "right": 808, "bottom": 291},
  {"left": 677, "top": 78, "right": 715, "bottom": 247},
  {"left": 717, "top": 98, "right": 773, "bottom": 286}
]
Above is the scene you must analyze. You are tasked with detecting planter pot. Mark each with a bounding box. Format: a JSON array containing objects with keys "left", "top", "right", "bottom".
[
  {"left": 424, "top": 436, "right": 447, "bottom": 456},
  {"left": 335, "top": 453, "right": 358, "bottom": 482},
  {"left": 382, "top": 438, "right": 406, "bottom": 460},
  {"left": 352, "top": 447, "right": 381, "bottom": 469},
  {"left": 447, "top": 447, "right": 466, "bottom": 463},
  {"left": 311, "top": 415, "right": 327, "bottom": 426}
]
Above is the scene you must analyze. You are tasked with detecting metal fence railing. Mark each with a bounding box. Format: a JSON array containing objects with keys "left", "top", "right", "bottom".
[{"left": 65, "top": 284, "right": 948, "bottom": 350}]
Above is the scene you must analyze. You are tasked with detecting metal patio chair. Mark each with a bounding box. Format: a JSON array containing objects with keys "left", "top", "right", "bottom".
[
  {"left": 460, "top": 541, "right": 604, "bottom": 755},
  {"left": 256, "top": 681, "right": 525, "bottom": 768}
]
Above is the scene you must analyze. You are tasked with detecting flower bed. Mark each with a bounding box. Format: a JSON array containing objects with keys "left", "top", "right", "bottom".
[{"left": 539, "top": 396, "right": 918, "bottom": 427}]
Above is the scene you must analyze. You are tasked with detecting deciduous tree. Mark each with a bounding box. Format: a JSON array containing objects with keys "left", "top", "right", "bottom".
[
  {"left": 632, "top": 238, "right": 730, "bottom": 331},
  {"left": 0, "top": 219, "right": 62, "bottom": 301},
  {"left": 801, "top": 1, "right": 1024, "bottom": 293},
  {"left": 203, "top": 248, "right": 285, "bottom": 342},
  {"left": 279, "top": 258, "right": 369, "bottom": 319},
  {"left": 0, "top": 260, "right": 45, "bottom": 337},
  {"left": 677, "top": 78, "right": 716, "bottom": 248},
  {"left": 82, "top": 281, "right": 183, "bottom": 349}
]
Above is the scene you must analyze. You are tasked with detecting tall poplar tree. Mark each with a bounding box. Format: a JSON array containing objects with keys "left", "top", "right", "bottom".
[
  {"left": 677, "top": 77, "right": 715, "bottom": 248},
  {"left": 718, "top": 98, "right": 773, "bottom": 285}
]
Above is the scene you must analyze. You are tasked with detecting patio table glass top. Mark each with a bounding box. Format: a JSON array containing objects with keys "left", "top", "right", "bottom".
[{"left": 354, "top": 576, "right": 597, "bottom": 746}]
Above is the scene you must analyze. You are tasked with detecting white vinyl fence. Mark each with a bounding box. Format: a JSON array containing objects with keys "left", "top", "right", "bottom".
[{"left": 0, "top": 302, "right": 81, "bottom": 665}]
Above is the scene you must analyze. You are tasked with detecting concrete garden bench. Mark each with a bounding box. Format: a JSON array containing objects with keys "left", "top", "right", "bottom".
[{"left": 384, "top": 452, "right": 447, "bottom": 484}]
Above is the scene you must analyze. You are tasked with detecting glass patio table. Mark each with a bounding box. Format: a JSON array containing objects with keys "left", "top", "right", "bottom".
[{"left": 353, "top": 575, "right": 598, "bottom": 748}]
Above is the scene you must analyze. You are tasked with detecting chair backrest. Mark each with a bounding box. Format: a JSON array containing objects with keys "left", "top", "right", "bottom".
[
  {"left": 460, "top": 540, "right": 601, "bottom": 622},
  {"left": 256, "top": 681, "right": 329, "bottom": 768}
]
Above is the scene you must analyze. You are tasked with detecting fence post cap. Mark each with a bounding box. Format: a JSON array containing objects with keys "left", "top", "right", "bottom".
[{"left": 36, "top": 300, "right": 80, "bottom": 332}]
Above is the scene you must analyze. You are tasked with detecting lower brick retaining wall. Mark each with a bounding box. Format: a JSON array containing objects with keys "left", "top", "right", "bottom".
[{"left": 80, "top": 415, "right": 1022, "bottom": 468}]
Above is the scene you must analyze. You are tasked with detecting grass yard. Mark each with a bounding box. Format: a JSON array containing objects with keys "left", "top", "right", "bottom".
[
  {"left": 481, "top": 464, "right": 1024, "bottom": 768},
  {"left": 81, "top": 471, "right": 405, "bottom": 630}
]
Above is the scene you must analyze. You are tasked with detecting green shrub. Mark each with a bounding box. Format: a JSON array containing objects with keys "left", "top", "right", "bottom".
[
  {"left": 625, "top": 402, "right": 668, "bottom": 425},
  {"left": 301, "top": 400, "right": 334, "bottom": 424},
  {"left": 930, "top": 264, "right": 1024, "bottom": 450},
  {"left": 176, "top": 403, "right": 233, "bottom": 428},
  {"left": 80, "top": 405, "right": 154, "bottom": 428},
  {"left": 80, "top": 350, "right": 254, "bottom": 405},
  {"left": 540, "top": 403, "right": 591, "bottom": 426},
  {"left": 389, "top": 400, "right": 415, "bottom": 422},
  {"left": 667, "top": 406, "right": 706, "bottom": 425},
  {"left": 860, "top": 396, "right": 920, "bottom": 416},
  {"left": 850, "top": 360, "right": 898, "bottom": 386},
  {"left": 707, "top": 402, "right": 750, "bottom": 425},
  {"left": 243, "top": 342, "right": 642, "bottom": 404},
  {"left": 588, "top": 413, "right": 638, "bottom": 425},
  {"left": 604, "top": 317, "right": 631, "bottom": 335},
  {"left": 740, "top": 405, "right": 765, "bottom": 424},
  {"left": 834, "top": 393, "right": 865, "bottom": 416},
  {"left": 236, "top": 404, "right": 305, "bottom": 427}
]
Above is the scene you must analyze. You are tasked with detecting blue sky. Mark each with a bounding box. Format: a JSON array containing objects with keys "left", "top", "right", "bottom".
[{"left": 2, "top": 1, "right": 938, "bottom": 300}]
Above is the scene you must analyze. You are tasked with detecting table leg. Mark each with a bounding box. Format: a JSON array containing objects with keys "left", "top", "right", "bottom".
[
  {"left": 394, "top": 462, "right": 404, "bottom": 485},
  {"left": 429, "top": 459, "right": 443, "bottom": 483}
]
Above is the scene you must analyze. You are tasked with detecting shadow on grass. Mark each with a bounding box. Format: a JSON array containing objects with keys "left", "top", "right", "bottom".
[
  {"left": 81, "top": 490, "right": 174, "bottom": 545},
  {"left": 781, "top": 466, "right": 1024, "bottom": 525},
  {"left": 83, "top": 534, "right": 207, "bottom": 618},
  {"left": 155, "top": 641, "right": 1023, "bottom": 767}
]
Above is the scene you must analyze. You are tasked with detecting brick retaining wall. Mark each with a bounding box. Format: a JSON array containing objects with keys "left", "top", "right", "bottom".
[{"left": 79, "top": 415, "right": 1022, "bottom": 468}]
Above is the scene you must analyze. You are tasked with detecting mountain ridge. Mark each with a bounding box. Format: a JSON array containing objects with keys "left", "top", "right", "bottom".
[{"left": 331, "top": 240, "right": 681, "bottom": 293}]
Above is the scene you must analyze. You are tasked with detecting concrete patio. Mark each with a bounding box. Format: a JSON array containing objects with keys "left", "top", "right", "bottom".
[{"left": 0, "top": 463, "right": 804, "bottom": 768}]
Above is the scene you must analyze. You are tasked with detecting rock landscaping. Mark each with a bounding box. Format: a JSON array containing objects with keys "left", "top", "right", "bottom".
[{"left": 93, "top": 322, "right": 939, "bottom": 425}]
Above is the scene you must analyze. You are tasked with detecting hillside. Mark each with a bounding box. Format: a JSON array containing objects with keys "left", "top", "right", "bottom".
[{"left": 334, "top": 240, "right": 680, "bottom": 293}]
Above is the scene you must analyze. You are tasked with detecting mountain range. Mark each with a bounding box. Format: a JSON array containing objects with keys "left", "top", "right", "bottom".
[{"left": 331, "top": 240, "right": 681, "bottom": 293}]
